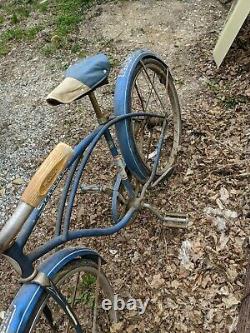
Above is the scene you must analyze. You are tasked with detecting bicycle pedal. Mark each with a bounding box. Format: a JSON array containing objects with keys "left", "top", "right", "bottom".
[
  {"left": 161, "top": 215, "right": 189, "bottom": 229},
  {"left": 142, "top": 203, "right": 188, "bottom": 228}
]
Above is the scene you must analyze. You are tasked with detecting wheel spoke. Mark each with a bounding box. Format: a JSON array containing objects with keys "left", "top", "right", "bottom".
[
  {"left": 134, "top": 81, "right": 146, "bottom": 112},
  {"left": 28, "top": 260, "right": 116, "bottom": 332},
  {"left": 140, "top": 60, "right": 171, "bottom": 117},
  {"left": 66, "top": 272, "right": 80, "bottom": 333},
  {"left": 92, "top": 258, "right": 101, "bottom": 333},
  {"left": 135, "top": 120, "right": 147, "bottom": 154},
  {"left": 146, "top": 130, "right": 153, "bottom": 163},
  {"left": 144, "top": 72, "right": 156, "bottom": 113}
]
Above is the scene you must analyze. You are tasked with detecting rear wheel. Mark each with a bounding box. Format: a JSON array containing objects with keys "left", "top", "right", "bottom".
[
  {"left": 26, "top": 259, "right": 117, "bottom": 332},
  {"left": 115, "top": 53, "right": 181, "bottom": 184}
]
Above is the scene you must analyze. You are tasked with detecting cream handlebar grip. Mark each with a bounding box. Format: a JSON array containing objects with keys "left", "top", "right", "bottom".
[{"left": 21, "top": 143, "right": 74, "bottom": 208}]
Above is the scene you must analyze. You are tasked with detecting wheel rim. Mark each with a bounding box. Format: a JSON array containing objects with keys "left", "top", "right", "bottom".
[{"left": 129, "top": 60, "right": 180, "bottom": 177}]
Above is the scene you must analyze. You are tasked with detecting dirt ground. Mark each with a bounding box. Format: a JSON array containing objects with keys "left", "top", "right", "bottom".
[{"left": 0, "top": 0, "right": 249, "bottom": 332}]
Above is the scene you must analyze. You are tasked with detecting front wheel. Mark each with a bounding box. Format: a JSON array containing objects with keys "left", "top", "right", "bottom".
[
  {"left": 114, "top": 50, "right": 181, "bottom": 184},
  {"left": 25, "top": 259, "right": 117, "bottom": 332}
]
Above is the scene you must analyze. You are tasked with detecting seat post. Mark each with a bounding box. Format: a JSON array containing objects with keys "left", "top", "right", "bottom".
[{"left": 88, "top": 92, "right": 108, "bottom": 124}]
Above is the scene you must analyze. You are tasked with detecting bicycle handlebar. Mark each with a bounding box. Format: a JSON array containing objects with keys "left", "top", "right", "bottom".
[{"left": 0, "top": 142, "right": 73, "bottom": 253}]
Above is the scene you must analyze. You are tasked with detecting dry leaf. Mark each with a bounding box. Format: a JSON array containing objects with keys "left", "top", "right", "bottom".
[
  {"left": 220, "top": 187, "right": 229, "bottom": 204},
  {"left": 171, "top": 280, "right": 180, "bottom": 289},
  {"left": 216, "top": 198, "right": 224, "bottom": 210},
  {"left": 110, "top": 322, "right": 124, "bottom": 332},
  {"left": 224, "top": 209, "right": 238, "bottom": 219},
  {"left": 217, "top": 233, "right": 229, "bottom": 251},
  {"left": 150, "top": 274, "right": 165, "bottom": 289},
  {"left": 179, "top": 240, "right": 192, "bottom": 266},
  {"left": 222, "top": 294, "right": 240, "bottom": 308},
  {"left": 186, "top": 168, "right": 194, "bottom": 176},
  {"left": 201, "top": 274, "right": 211, "bottom": 288}
]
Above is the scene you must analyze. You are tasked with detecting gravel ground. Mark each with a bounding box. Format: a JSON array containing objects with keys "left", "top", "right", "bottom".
[{"left": 0, "top": 0, "right": 249, "bottom": 331}]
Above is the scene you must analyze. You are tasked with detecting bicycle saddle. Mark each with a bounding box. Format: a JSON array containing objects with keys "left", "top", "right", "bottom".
[{"left": 47, "top": 53, "right": 110, "bottom": 105}]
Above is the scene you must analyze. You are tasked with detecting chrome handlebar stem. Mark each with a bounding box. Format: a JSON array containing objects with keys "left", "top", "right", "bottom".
[{"left": 0, "top": 202, "right": 33, "bottom": 253}]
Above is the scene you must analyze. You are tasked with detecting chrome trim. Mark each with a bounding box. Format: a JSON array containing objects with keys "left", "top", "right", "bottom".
[
  {"left": 31, "top": 271, "right": 50, "bottom": 287},
  {"left": 19, "top": 269, "right": 38, "bottom": 284},
  {"left": 0, "top": 202, "right": 33, "bottom": 253}
]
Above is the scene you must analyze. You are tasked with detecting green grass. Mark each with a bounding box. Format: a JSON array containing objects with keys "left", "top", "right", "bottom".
[
  {"left": 49, "top": 0, "right": 92, "bottom": 52},
  {"left": 2, "top": 28, "right": 24, "bottom": 41},
  {"left": 10, "top": 6, "right": 30, "bottom": 24},
  {"left": 0, "top": 23, "right": 43, "bottom": 56},
  {"left": 75, "top": 273, "right": 96, "bottom": 307},
  {"left": 41, "top": 44, "right": 57, "bottom": 56},
  {"left": 174, "top": 78, "right": 185, "bottom": 86},
  {"left": 64, "top": 273, "right": 97, "bottom": 308},
  {"left": 205, "top": 78, "right": 248, "bottom": 109},
  {"left": 222, "top": 95, "right": 248, "bottom": 109},
  {"left": 71, "top": 42, "right": 82, "bottom": 53},
  {"left": 80, "top": 273, "right": 96, "bottom": 288},
  {"left": 0, "top": 44, "right": 9, "bottom": 56},
  {"left": 1, "top": 26, "right": 42, "bottom": 42},
  {"left": 205, "top": 78, "right": 220, "bottom": 92},
  {"left": 3, "top": 3, "right": 31, "bottom": 22},
  {"left": 0, "top": 0, "right": 93, "bottom": 57}
]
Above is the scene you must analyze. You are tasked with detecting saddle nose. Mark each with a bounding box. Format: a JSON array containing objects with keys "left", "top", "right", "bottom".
[{"left": 47, "top": 53, "right": 110, "bottom": 105}]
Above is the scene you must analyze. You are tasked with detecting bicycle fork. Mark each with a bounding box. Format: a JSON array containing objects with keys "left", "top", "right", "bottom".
[{"left": 32, "top": 271, "right": 84, "bottom": 333}]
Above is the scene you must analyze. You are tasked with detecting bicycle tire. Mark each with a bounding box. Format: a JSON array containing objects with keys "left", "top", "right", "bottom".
[
  {"left": 114, "top": 49, "right": 181, "bottom": 184},
  {"left": 20, "top": 259, "right": 117, "bottom": 333}
]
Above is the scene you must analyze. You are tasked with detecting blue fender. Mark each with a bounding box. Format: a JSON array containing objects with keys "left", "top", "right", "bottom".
[
  {"left": 114, "top": 49, "right": 167, "bottom": 183},
  {"left": 1, "top": 247, "right": 103, "bottom": 333}
]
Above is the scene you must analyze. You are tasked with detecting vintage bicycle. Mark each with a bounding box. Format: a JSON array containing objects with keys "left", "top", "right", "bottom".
[{"left": 0, "top": 49, "right": 187, "bottom": 332}]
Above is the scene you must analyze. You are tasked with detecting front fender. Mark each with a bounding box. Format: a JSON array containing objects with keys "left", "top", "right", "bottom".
[
  {"left": 0, "top": 247, "right": 104, "bottom": 333},
  {"left": 114, "top": 49, "right": 170, "bottom": 183}
]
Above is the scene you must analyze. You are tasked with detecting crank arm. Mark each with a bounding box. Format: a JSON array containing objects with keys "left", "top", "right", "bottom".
[
  {"left": 80, "top": 183, "right": 126, "bottom": 203},
  {"left": 80, "top": 183, "right": 112, "bottom": 193}
]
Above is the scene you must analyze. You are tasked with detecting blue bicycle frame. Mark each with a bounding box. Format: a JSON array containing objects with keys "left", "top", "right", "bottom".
[
  {"left": 0, "top": 49, "right": 189, "bottom": 333},
  {"left": 3, "top": 111, "right": 164, "bottom": 279}
]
